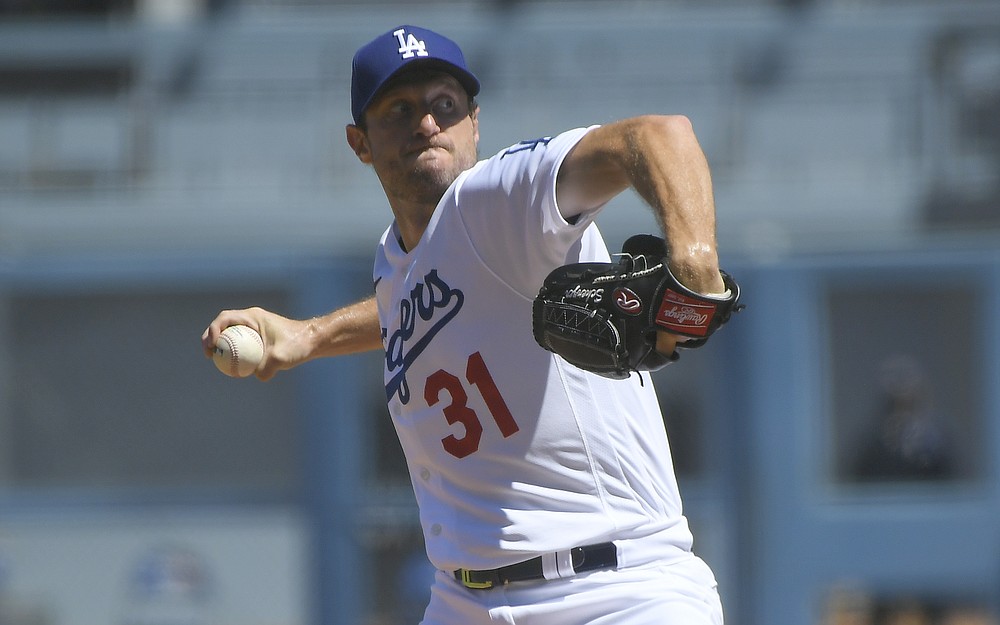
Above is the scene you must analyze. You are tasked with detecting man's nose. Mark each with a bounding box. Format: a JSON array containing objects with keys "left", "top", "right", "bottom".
[{"left": 415, "top": 111, "right": 441, "bottom": 135}]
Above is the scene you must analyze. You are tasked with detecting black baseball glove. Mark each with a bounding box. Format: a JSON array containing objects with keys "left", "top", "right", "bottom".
[{"left": 532, "top": 234, "right": 743, "bottom": 379}]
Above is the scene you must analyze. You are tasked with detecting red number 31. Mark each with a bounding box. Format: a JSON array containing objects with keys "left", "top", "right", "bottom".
[{"left": 424, "top": 351, "right": 520, "bottom": 458}]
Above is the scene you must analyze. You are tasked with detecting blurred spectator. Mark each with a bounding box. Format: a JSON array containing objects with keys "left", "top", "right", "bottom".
[
  {"left": 823, "top": 584, "right": 875, "bottom": 625},
  {"left": 941, "top": 607, "right": 999, "bottom": 625},
  {"left": 880, "top": 598, "right": 933, "bottom": 625},
  {"left": 853, "top": 355, "right": 955, "bottom": 482}
]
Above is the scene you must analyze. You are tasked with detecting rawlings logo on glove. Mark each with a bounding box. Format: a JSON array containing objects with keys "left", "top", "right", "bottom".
[
  {"left": 657, "top": 292, "right": 716, "bottom": 336},
  {"left": 614, "top": 288, "right": 643, "bottom": 314},
  {"left": 532, "top": 234, "right": 744, "bottom": 380}
]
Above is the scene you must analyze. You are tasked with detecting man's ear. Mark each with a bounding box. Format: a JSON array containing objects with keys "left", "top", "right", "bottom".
[
  {"left": 346, "top": 124, "right": 372, "bottom": 163},
  {"left": 471, "top": 105, "right": 480, "bottom": 146}
]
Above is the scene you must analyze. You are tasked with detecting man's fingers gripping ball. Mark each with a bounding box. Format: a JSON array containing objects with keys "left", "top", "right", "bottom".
[{"left": 212, "top": 325, "right": 265, "bottom": 378}]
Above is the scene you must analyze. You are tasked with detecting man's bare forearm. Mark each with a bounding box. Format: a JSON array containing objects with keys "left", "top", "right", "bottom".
[{"left": 309, "top": 295, "right": 383, "bottom": 359}]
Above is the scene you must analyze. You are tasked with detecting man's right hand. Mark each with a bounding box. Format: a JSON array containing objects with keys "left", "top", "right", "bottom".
[{"left": 202, "top": 307, "right": 314, "bottom": 381}]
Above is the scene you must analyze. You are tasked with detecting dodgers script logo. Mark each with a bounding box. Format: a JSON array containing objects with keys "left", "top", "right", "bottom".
[
  {"left": 384, "top": 269, "right": 464, "bottom": 405},
  {"left": 394, "top": 28, "right": 429, "bottom": 59}
]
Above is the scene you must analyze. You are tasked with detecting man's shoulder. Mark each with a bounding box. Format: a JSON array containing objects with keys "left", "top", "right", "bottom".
[
  {"left": 463, "top": 126, "right": 597, "bottom": 186},
  {"left": 491, "top": 126, "right": 596, "bottom": 162}
]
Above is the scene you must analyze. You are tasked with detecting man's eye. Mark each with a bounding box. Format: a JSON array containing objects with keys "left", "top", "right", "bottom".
[
  {"left": 435, "top": 98, "right": 457, "bottom": 114},
  {"left": 388, "top": 102, "right": 411, "bottom": 117}
]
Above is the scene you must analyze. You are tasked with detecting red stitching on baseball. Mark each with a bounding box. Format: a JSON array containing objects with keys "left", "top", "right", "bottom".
[{"left": 225, "top": 332, "right": 239, "bottom": 375}]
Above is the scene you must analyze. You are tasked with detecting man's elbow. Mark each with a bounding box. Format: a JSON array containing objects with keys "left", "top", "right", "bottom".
[{"left": 636, "top": 114, "right": 698, "bottom": 147}]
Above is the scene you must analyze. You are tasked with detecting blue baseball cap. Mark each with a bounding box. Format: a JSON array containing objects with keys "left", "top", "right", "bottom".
[{"left": 351, "top": 25, "right": 481, "bottom": 125}]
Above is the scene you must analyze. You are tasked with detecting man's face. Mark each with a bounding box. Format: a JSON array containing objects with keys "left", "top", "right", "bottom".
[{"left": 349, "top": 72, "right": 480, "bottom": 206}]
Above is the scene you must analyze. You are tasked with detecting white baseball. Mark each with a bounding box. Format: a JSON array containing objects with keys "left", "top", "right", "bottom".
[{"left": 213, "top": 325, "right": 264, "bottom": 378}]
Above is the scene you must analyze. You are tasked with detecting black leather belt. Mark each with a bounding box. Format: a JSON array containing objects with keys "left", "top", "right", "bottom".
[{"left": 454, "top": 542, "right": 617, "bottom": 590}]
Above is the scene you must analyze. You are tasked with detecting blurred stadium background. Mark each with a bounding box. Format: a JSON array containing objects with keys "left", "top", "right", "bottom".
[{"left": 0, "top": 0, "right": 999, "bottom": 624}]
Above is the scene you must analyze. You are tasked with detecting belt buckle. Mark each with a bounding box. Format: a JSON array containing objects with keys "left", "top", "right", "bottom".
[{"left": 459, "top": 569, "right": 494, "bottom": 590}]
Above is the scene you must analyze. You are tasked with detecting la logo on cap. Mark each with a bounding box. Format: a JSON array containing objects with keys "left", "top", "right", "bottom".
[{"left": 394, "top": 28, "right": 429, "bottom": 59}]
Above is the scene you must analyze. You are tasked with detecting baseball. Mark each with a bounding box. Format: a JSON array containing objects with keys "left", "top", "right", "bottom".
[{"left": 213, "top": 325, "right": 264, "bottom": 378}]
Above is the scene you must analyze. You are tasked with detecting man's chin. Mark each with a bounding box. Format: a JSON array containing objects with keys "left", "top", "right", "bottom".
[
  {"left": 406, "top": 167, "right": 459, "bottom": 201},
  {"left": 402, "top": 150, "right": 476, "bottom": 198}
]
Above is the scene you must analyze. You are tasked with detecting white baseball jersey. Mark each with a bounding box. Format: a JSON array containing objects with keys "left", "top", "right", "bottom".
[{"left": 373, "top": 126, "right": 694, "bottom": 573}]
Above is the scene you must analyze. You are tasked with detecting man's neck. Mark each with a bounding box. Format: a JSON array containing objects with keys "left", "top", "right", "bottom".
[{"left": 390, "top": 199, "right": 437, "bottom": 253}]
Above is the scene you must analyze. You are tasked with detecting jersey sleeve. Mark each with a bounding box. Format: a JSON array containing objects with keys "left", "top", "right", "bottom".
[{"left": 451, "top": 126, "right": 611, "bottom": 298}]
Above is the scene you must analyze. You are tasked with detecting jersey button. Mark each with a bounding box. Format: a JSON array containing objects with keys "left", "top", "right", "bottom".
[
  {"left": 419, "top": 468, "right": 431, "bottom": 481},
  {"left": 430, "top": 524, "right": 442, "bottom": 536}
]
